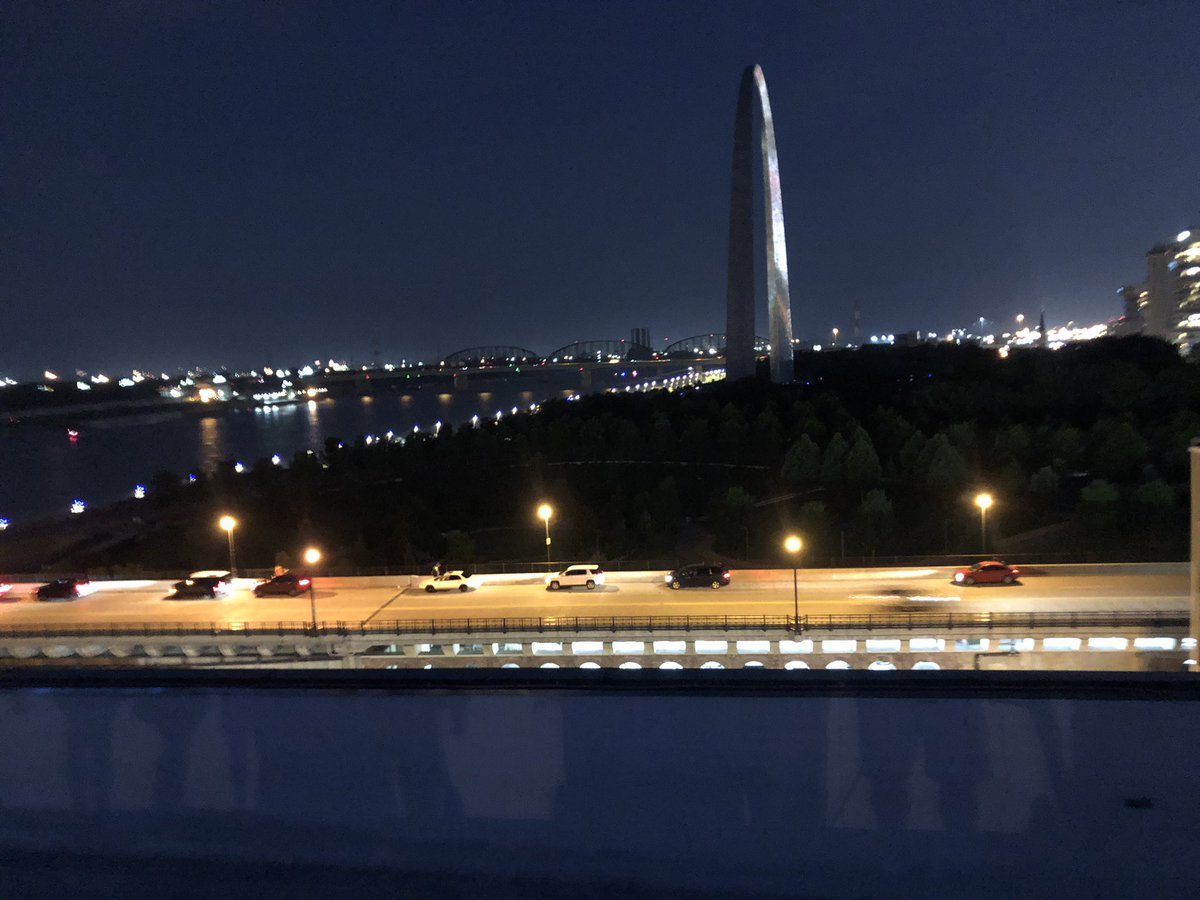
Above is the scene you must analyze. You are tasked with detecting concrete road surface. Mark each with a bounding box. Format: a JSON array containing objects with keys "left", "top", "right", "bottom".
[{"left": 0, "top": 564, "right": 1187, "bottom": 628}]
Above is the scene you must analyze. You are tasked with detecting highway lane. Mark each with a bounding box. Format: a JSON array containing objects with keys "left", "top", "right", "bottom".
[{"left": 0, "top": 565, "right": 1188, "bottom": 627}]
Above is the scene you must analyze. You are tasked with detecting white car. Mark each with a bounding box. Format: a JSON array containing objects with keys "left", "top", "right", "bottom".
[
  {"left": 419, "top": 571, "right": 478, "bottom": 593},
  {"left": 544, "top": 564, "right": 606, "bottom": 591}
]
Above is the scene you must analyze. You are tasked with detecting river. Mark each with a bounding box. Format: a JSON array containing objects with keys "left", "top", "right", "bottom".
[{"left": 0, "top": 369, "right": 600, "bottom": 526}]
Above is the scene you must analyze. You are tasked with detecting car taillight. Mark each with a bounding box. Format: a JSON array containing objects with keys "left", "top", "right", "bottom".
[{"left": 298, "top": 578, "right": 310, "bottom": 587}]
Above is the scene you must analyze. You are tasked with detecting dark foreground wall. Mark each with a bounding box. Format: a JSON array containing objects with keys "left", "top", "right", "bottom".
[{"left": 0, "top": 670, "right": 1196, "bottom": 898}]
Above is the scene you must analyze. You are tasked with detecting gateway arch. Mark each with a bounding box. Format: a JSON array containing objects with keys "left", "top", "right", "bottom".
[{"left": 724, "top": 64, "right": 795, "bottom": 382}]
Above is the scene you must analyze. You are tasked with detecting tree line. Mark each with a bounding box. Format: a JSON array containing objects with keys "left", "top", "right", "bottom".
[{"left": 66, "top": 336, "right": 1199, "bottom": 572}]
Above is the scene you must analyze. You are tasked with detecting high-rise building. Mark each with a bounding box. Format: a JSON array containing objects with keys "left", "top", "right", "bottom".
[
  {"left": 1115, "top": 284, "right": 1147, "bottom": 335},
  {"left": 1173, "top": 229, "right": 1200, "bottom": 351},
  {"left": 1141, "top": 229, "right": 1200, "bottom": 350},
  {"left": 1145, "top": 243, "right": 1176, "bottom": 339}
]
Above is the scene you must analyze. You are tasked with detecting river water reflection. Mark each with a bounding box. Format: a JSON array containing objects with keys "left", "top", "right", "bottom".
[{"left": 0, "top": 373, "right": 580, "bottom": 525}]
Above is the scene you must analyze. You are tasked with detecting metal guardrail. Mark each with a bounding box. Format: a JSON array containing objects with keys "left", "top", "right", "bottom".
[{"left": 0, "top": 610, "right": 1187, "bottom": 641}]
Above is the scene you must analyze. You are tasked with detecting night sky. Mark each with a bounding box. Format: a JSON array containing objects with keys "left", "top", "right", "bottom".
[{"left": 3, "top": 1, "right": 1198, "bottom": 378}]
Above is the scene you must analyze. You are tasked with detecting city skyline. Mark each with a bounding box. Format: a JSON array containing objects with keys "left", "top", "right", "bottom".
[{"left": 4, "top": 1, "right": 1199, "bottom": 377}]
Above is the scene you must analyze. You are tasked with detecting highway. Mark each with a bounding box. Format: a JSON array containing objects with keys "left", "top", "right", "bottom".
[{"left": 0, "top": 565, "right": 1188, "bottom": 628}]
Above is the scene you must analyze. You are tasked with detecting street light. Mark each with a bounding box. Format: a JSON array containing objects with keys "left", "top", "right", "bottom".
[
  {"left": 784, "top": 534, "right": 803, "bottom": 631},
  {"left": 218, "top": 515, "right": 237, "bottom": 575},
  {"left": 974, "top": 493, "right": 993, "bottom": 552},
  {"left": 537, "top": 503, "right": 553, "bottom": 568},
  {"left": 304, "top": 547, "right": 321, "bottom": 629}
]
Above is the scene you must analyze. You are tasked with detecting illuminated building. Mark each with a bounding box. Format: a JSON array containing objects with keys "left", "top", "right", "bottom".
[
  {"left": 1172, "top": 230, "right": 1200, "bottom": 352},
  {"left": 1141, "top": 228, "right": 1200, "bottom": 351},
  {"left": 1114, "top": 284, "right": 1148, "bottom": 335}
]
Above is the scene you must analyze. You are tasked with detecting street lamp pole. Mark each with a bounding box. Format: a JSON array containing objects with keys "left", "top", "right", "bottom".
[
  {"left": 784, "top": 535, "right": 803, "bottom": 632},
  {"left": 792, "top": 566, "right": 798, "bottom": 623},
  {"left": 304, "top": 547, "right": 321, "bottom": 630},
  {"left": 975, "top": 493, "right": 993, "bottom": 553},
  {"left": 537, "top": 504, "right": 553, "bottom": 569},
  {"left": 219, "top": 515, "right": 237, "bottom": 575}
]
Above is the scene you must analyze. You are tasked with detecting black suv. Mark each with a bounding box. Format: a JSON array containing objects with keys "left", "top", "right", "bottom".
[{"left": 665, "top": 564, "right": 731, "bottom": 590}]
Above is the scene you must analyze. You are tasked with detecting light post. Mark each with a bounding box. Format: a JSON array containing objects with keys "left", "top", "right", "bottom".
[
  {"left": 974, "top": 493, "right": 993, "bottom": 553},
  {"left": 537, "top": 503, "right": 553, "bottom": 568},
  {"left": 304, "top": 547, "right": 321, "bottom": 630},
  {"left": 219, "top": 515, "right": 237, "bottom": 575},
  {"left": 784, "top": 534, "right": 803, "bottom": 632}
]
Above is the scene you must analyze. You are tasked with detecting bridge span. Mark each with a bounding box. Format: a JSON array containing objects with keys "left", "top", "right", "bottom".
[{"left": 0, "top": 565, "right": 1191, "bottom": 671}]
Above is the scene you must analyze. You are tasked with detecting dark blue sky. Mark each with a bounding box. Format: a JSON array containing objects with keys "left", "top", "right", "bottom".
[{"left": 3, "top": 0, "right": 1198, "bottom": 378}]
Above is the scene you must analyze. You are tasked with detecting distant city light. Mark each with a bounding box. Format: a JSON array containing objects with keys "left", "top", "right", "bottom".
[
  {"left": 0, "top": 518, "right": 9, "bottom": 531},
  {"left": 271, "top": 454, "right": 281, "bottom": 465},
  {"left": 187, "top": 473, "right": 198, "bottom": 483},
  {"left": 234, "top": 462, "right": 245, "bottom": 473},
  {"left": 70, "top": 499, "right": 86, "bottom": 515},
  {"left": 1178, "top": 230, "right": 1192, "bottom": 242},
  {"left": 75, "top": 381, "right": 91, "bottom": 391},
  {"left": 44, "top": 371, "right": 58, "bottom": 380},
  {"left": 133, "top": 484, "right": 146, "bottom": 499}
]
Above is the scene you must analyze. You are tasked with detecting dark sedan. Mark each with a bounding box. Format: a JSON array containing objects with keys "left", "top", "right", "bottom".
[
  {"left": 36, "top": 578, "right": 92, "bottom": 601},
  {"left": 169, "top": 572, "right": 232, "bottom": 599},
  {"left": 253, "top": 572, "right": 312, "bottom": 597}
]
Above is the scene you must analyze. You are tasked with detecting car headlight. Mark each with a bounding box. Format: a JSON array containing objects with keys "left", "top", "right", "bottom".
[
  {"left": 954, "top": 573, "right": 964, "bottom": 582},
  {"left": 664, "top": 575, "right": 673, "bottom": 583}
]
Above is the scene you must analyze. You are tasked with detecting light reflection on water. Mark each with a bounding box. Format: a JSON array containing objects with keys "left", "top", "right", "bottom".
[{"left": 197, "top": 415, "right": 224, "bottom": 474}]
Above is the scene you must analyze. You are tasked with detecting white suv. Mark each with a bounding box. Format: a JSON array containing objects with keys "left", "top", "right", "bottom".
[{"left": 544, "top": 564, "right": 605, "bottom": 591}]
